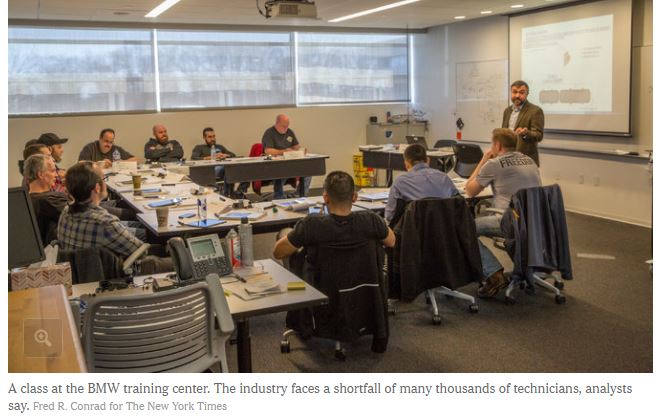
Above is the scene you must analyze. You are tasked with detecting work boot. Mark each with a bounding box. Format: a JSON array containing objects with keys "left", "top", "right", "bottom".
[{"left": 478, "top": 270, "right": 509, "bottom": 298}]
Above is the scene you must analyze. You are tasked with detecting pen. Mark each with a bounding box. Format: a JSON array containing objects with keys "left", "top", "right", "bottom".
[{"left": 218, "top": 195, "right": 226, "bottom": 202}]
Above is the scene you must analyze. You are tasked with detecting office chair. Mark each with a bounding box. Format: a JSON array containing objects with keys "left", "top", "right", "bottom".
[
  {"left": 433, "top": 139, "right": 456, "bottom": 149},
  {"left": 433, "top": 139, "right": 457, "bottom": 173},
  {"left": 56, "top": 242, "right": 149, "bottom": 284},
  {"left": 249, "top": 143, "right": 300, "bottom": 200},
  {"left": 491, "top": 184, "right": 572, "bottom": 305},
  {"left": 452, "top": 143, "right": 483, "bottom": 178},
  {"left": 81, "top": 274, "right": 234, "bottom": 372},
  {"left": 280, "top": 239, "right": 389, "bottom": 360},
  {"left": 388, "top": 197, "right": 482, "bottom": 325}
]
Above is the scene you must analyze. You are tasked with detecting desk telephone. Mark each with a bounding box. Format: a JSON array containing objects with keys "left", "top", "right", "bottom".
[{"left": 168, "top": 234, "right": 233, "bottom": 282}]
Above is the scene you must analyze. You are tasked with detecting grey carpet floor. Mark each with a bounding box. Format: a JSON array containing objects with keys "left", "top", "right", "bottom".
[{"left": 226, "top": 211, "right": 652, "bottom": 373}]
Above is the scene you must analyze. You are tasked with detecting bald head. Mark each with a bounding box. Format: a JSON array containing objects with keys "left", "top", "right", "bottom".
[
  {"left": 152, "top": 124, "right": 169, "bottom": 144},
  {"left": 274, "top": 114, "right": 290, "bottom": 134}
]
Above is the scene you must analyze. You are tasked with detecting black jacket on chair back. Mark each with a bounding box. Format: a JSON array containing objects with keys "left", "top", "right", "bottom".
[
  {"left": 391, "top": 197, "right": 483, "bottom": 302},
  {"left": 286, "top": 239, "right": 389, "bottom": 353}
]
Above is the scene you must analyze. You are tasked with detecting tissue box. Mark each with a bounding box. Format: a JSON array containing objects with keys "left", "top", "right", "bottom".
[{"left": 10, "top": 262, "right": 73, "bottom": 296}]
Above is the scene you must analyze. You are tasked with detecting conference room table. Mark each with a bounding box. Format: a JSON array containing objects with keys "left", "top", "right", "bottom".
[
  {"left": 360, "top": 146, "right": 454, "bottom": 186},
  {"left": 105, "top": 167, "right": 490, "bottom": 241},
  {"left": 71, "top": 259, "right": 328, "bottom": 373},
  {"left": 181, "top": 153, "right": 329, "bottom": 184}
]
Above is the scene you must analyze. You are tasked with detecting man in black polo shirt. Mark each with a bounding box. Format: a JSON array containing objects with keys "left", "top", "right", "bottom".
[
  {"left": 191, "top": 127, "right": 249, "bottom": 197},
  {"left": 78, "top": 128, "right": 137, "bottom": 168},
  {"left": 273, "top": 171, "right": 395, "bottom": 259},
  {"left": 144, "top": 124, "right": 184, "bottom": 162},
  {"left": 261, "top": 114, "right": 311, "bottom": 199}
]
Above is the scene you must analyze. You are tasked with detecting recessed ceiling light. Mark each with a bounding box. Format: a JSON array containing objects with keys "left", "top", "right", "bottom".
[
  {"left": 480, "top": 10, "right": 493, "bottom": 15},
  {"left": 454, "top": 16, "right": 466, "bottom": 20},
  {"left": 145, "top": 0, "right": 181, "bottom": 18},
  {"left": 329, "top": 0, "right": 420, "bottom": 23},
  {"left": 511, "top": 4, "right": 525, "bottom": 8}
]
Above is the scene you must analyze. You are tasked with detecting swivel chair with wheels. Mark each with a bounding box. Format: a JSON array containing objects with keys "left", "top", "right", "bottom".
[
  {"left": 81, "top": 274, "right": 234, "bottom": 372},
  {"left": 388, "top": 197, "right": 482, "bottom": 325},
  {"left": 494, "top": 184, "right": 573, "bottom": 305},
  {"left": 452, "top": 143, "right": 484, "bottom": 178},
  {"left": 433, "top": 139, "right": 457, "bottom": 149},
  {"left": 280, "top": 239, "right": 389, "bottom": 360},
  {"left": 249, "top": 143, "right": 300, "bottom": 200},
  {"left": 56, "top": 242, "right": 150, "bottom": 284},
  {"left": 432, "top": 139, "right": 457, "bottom": 173}
]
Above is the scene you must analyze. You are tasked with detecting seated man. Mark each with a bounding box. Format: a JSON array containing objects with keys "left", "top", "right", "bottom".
[
  {"left": 274, "top": 170, "right": 395, "bottom": 259},
  {"left": 144, "top": 124, "right": 184, "bottom": 163},
  {"left": 384, "top": 143, "right": 459, "bottom": 224},
  {"left": 191, "top": 127, "right": 249, "bottom": 197},
  {"left": 262, "top": 114, "right": 311, "bottom": 199},
  {"left": 24, "top": 154, "right": 68, "bottom": 243},
  {"left": 21, "top": 142, "right": 51, "bottom": 189},
  {"left": 465, "top": 128, "right": 542, "bottom": 297},
  {"left": 78, "top": 128, "right": 137, "bottom": 168},
  {"left": 273, "top": 171, "right": 395, "bottom": 347},
  {"left": 58, "top": 161, "right": 172, "bottom": 274},
  {"left": 36, "top": 132, "right": 67, "bottom": 193}
]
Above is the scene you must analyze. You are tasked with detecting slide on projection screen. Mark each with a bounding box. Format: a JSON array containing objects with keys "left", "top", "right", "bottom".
[{"left": 509, "top": 0, "right": 632, "bottom": 135}]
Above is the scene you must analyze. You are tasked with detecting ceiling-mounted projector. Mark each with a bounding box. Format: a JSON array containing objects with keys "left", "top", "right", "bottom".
[{"left": 260, "top": 0, "right": 318, "bottom": 19}]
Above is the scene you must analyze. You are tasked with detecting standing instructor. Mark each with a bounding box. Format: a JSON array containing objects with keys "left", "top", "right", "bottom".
[{"left": 502, "top": 80, "right": 544, "bottom": 166}]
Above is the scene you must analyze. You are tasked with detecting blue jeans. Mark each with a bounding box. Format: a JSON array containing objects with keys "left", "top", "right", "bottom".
[
  {"left": 475, "top": 214, "right": 504, "bottom": 279},
  {"left": 214, "top": 165, "right": 248, "bottom": 196},
  {"left": 273, "top": 177, "right": 311, "bottom": 200}
]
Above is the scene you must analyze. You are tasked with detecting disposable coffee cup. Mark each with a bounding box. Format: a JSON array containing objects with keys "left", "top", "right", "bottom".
[
  {"left": 156, "top": 206, "right": 169, "bottom": 228},
  {"left": 132, "top": 174, "right": 142, "bottom": 196}
]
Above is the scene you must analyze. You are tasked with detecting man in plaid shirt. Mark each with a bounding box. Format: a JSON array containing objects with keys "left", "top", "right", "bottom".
[{"left": 58, "top": 161, "right": 172, "bottom": 273}]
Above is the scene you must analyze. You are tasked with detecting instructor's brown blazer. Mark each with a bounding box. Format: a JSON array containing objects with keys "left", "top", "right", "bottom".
[{"left": 502, "top": 101, "right": 544, "bottom": 166}]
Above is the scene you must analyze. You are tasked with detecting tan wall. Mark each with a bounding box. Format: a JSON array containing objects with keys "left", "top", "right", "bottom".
[{"left": 9, "top": 104, "right": 408, "bottom": 188}]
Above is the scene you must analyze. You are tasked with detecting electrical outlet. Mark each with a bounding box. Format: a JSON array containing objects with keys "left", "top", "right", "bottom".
[
  {"left": 554, "top": 172, "right": 560, "bottom": 181},
  {"left": 578, "top": 175, "right": 584, "bottom": 184},
  {"left": 593, "top": 176, "right": 600, "bottom": 187}
]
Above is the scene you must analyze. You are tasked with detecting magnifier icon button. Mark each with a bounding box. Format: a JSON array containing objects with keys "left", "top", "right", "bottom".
[{"left": 34, "top": 329, "right": 52, "bottom": 347}]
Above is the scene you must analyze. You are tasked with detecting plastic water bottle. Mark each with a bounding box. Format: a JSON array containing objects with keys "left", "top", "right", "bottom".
[
  {"left": 239, "top": 217, "right": 253, "bottom": 267},
  {"left": 210, "top": 145, "right": 216, "bottom": 160},
  {"left": 197, "top": 195, "right": 207, "bottom": 222},
  {"left": 112, "top": 149, "right": 121, "bottom": 172},
  {"left": 225, "top": 228, "right": 241, "bottom": 268}
]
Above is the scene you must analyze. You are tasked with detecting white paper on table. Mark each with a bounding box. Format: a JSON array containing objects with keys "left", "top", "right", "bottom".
[
  {"left": 115, "top": 161, "right": 138, "bottom": 171},
  {"left": 283, "top": 150, "right": 305, "bottom": 159},
  {"left": 111, "top": 173, "right": 132, "bottom": 183},
  {"left": 357, "top": 191, "right": 389, "bottom": 201}
]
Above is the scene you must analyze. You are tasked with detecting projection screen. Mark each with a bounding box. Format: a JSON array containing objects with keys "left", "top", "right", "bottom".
[{"left": 509, "top": 0, "right": 632, "bottom": 135}]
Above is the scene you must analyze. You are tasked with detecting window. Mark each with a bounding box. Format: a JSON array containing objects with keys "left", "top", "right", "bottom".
[
  {"left": 8, "top": 27, "right": 156, "bottom": 115},
  {"left": 296, "top": 33, "right": 409, "bottom": 104},
  {"left": 157, "top": 31, "right": 294, "bottom": 109},
  {"left": 8, "top": 26, "right": 411, "bottom": 115}
]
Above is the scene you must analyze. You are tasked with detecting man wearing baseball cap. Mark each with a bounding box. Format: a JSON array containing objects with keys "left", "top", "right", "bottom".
[{"left": 36, "top": 132, "right": 68, "bottom": 193}]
